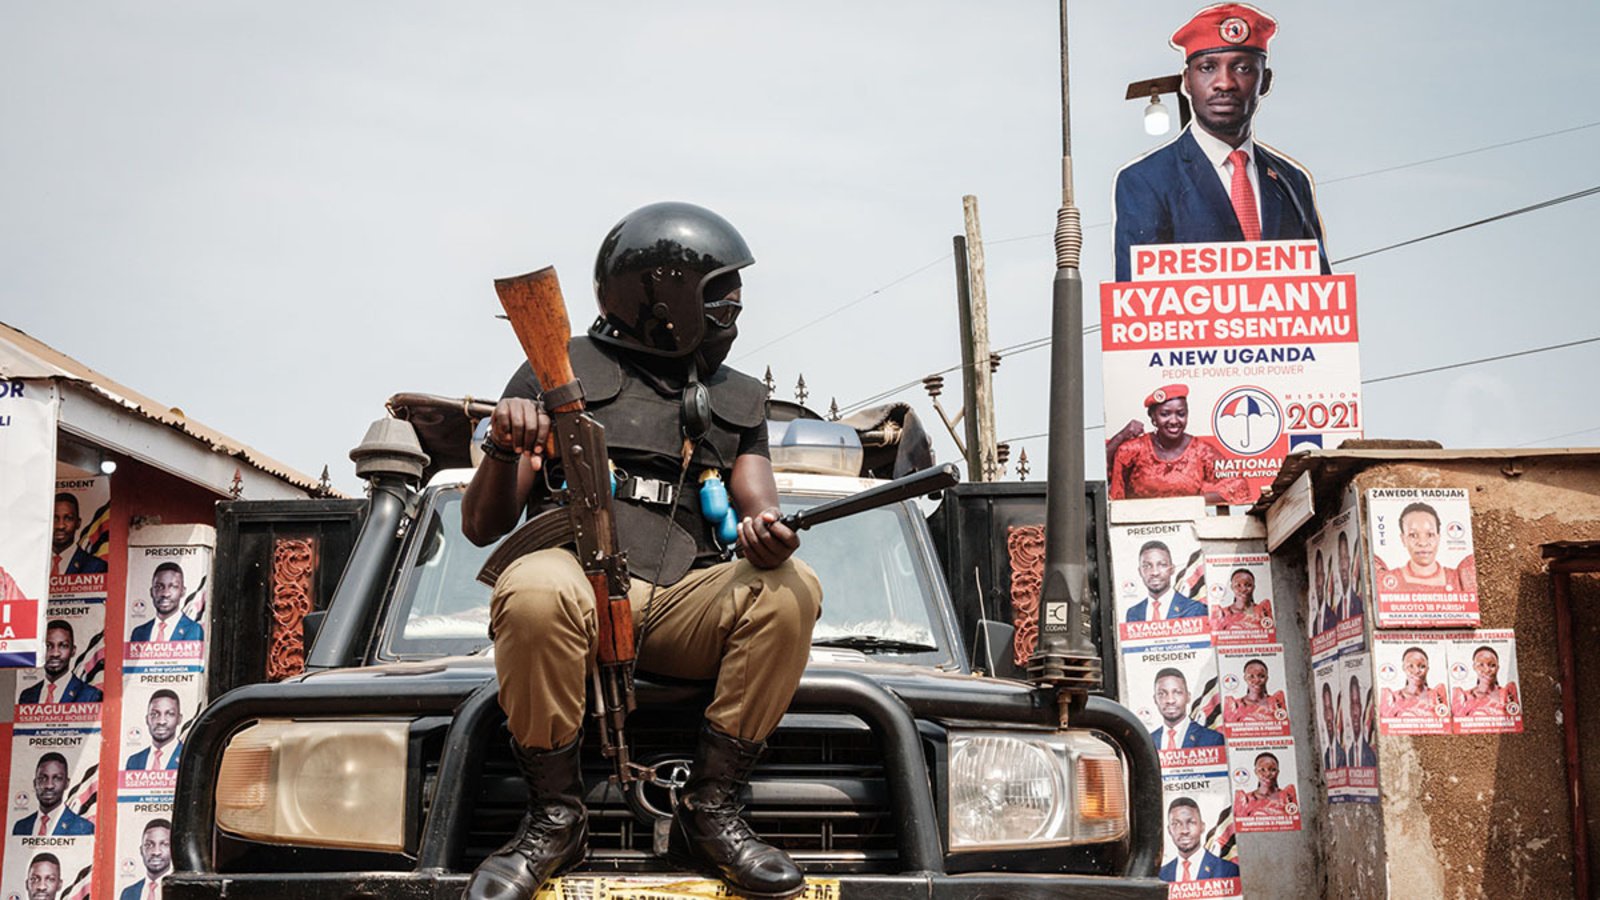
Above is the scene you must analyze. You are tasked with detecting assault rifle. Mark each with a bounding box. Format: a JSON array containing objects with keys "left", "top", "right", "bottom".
[{"left": 488, "top": 266, "right": 646, "bottom": 786}]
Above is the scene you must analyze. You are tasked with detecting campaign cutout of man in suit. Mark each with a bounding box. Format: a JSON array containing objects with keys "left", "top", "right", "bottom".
[
  {"left": 1113, "top": 3, "right": 1330, "bottom": 281},
  {"left": 1320, "top": 681, "right": 1346, "bottom": 771},
  {"left": 23, "top": 852, "right": 61, "bottom": 900},
  {"left": 1125, "top": 541, "right": 1207, "bottom": 622},
  {"left": 19, "top": 620, "right": 102, "bottom": 704},
  {"left": 1151, "top": 668, "right": 1226, "bottom": 749},
  {"left": 1160, "top": 796, "right": 1240, "bottom": 882},
  {"left": 51, "top": 492, "right": 106, "bottom": 576},
  {"left": 130, "top": 562, "right": 204, "bottom": 643},
  {"left": 119, "top": 818, "right": 172, "bottom": 900},
  {"left": 125, "top": 690, "right": 183, "bottom": 771},
  {"left": 11, "top": 753, "right": 94, "bottom": 836},
  {"left": 1347, "top": 675, "right": 1377, "bottom": 767}
]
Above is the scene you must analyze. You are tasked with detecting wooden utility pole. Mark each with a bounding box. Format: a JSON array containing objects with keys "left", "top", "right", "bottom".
[{"left": 959, "top": 195, "right": 1000, "bottom": 481}]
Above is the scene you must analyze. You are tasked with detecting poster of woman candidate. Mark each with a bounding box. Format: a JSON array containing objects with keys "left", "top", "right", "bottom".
[
  {"left": 1218, "top": 643, "right": 1291, "bottom": 739},
  {"left": 1206, "top": 547, "right": 1275, "bottom": 645},
  {"left": 1373, "top": 632, "right": 1451, "bottom": 735},
  {"left": 1227, "top": 735, "right": 1301, "bottom": 832},
  {"left": 1446, "top": 630, "right": 1522, "bottom": 735},
  {"left": 0, "top": 379, "right": 58, "bottom": 669},
  {"left": 1367, "top": 488, "right": 1479, "bottom": 628}
]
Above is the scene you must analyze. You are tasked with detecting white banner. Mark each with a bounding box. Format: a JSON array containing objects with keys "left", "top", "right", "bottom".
[{"left": 0, "top": 379, "right": 59, "bottom": 668}]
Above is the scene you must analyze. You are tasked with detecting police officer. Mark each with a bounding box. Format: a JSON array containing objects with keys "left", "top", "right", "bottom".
[{"left": 460, "top": 202, "right": 822, "bottom": 900}]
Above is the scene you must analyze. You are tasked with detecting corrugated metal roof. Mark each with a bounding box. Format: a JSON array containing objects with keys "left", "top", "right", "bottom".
[{"left": 1, "top": 320, "right": 333, "bottom": 496}]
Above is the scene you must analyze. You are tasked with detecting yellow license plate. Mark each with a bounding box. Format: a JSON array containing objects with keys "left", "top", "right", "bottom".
[{"left": 539, "top": 875, "right": 842, "bottom": 900}]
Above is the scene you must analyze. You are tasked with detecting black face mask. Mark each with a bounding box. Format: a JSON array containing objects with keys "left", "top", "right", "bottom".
[{"left": 694, "top": 321, "right": 737, "bottom": 376}]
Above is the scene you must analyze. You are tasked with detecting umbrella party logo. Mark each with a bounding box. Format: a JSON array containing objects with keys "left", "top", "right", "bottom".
[{"left": 1211, "top": 386, "right": 1283, "bottom": 456}]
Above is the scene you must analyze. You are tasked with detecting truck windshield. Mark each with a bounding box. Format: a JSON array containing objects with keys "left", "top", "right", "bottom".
[{"left": 380, "top": 487, "right": 946, "bottom": 661}]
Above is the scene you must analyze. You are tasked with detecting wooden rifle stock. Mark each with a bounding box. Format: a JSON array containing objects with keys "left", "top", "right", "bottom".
[{"left": 493, "top": 266, "right": 643, "bottom": 783}]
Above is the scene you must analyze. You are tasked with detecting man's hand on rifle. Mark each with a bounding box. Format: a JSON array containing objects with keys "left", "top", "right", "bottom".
[{"left": 489, "top": 397, "right": 552, "bottom": 470}]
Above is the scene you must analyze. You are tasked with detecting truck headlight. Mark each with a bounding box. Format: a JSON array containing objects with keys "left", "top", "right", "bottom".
[
  {"left": 215, "top": 719, "right": 409, "bottom": 852},
  {"left": 947, "top": 729, "right": 1128, "bottom": 851}
]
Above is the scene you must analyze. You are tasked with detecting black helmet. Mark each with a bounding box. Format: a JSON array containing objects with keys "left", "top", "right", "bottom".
[{"left": 590, "top": 202, "right": 754, "bottom": 358}]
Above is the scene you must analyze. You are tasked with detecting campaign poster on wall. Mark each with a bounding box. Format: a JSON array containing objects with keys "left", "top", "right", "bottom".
[
  {"left": 1367, "top": 488, "right": 1479, "bottom": 628},
  {"left": 1218, "top": 644, "right": 1291, "bottom": 739},
  {"left": 1373, "top": 632, "right": 1451, "bottom": 735},
  {"left": 1206, "top": 548, "right": 1275, "bottom": 645},
  {"left": 0, "top": 379, "right": 58, "bottom": 668},
  {"left": 4, "top": 729, "right": 101, "bottom": 840},
  {"left": 13, "top": 599, "right": 106, "bottom": 728},
  {"left": 3, "top": 832, "right": 95, "bottom": 900},
  {"left": 48, "top": 475, "right": 110, "bottom": 601},
  {"left": 1159, "top": 771, "right": 1242, "bottom": 898},
  {"left": 117, "top": 671, "right": 203, "bottom": 796},
  {"left": 1100, "top": 241, "right": 1360, "bottom": 507},
  {"left": 1111, "top": 522, "right": 1209, "bottom": 645},
  {"left": 1446, "top": 630, "right": 1522, "bottom": 735},
  {"left": 114, "top": 794, "right": 173, "bottom": 899},
  {"left": 1340, "top": 653, "right": 1379, "bottom": 801},
  {"left": 124, "top": 526, "right": 214, "bottom": 670},
  {"left": 1124, "top": 639, "right": 1225, "bottom": 771},
  {"left": 1312, "top": 657, "right": 1347, "bottom": 799},
  {"left": 1227, "top": 736, "right": 1302, "bottom": 832},
  {"left": 1304, "top": 521, "right": 1340, "bottom": 662},
  {"left": 1325, "top": 504, "right": 1366, "bottom": 656}
]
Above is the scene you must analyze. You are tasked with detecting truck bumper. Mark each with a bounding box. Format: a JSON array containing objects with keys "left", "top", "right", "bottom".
[{"left": 165, "top": 870, "right": 1169, "bottom": 900}]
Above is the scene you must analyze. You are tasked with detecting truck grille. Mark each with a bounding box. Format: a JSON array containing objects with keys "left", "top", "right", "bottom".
[{"left": 457, "top": 713, "right": 901, "bottom": 874}]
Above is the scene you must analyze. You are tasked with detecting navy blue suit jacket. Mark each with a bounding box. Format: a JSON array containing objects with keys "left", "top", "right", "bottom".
[
  {"left": 121, "top": 879, "right": 166, "bottom": 900},
  {"left": 1113, "top": 127, "right": 1329, "bottom": 281},
  {"left": 1160, "top": 850, "right": 1240, "bottom": 882},
  {"left": 12, "top": 806, "right": 94, "bottom": 835},
  {"left": 1126, "top": 592, "right": 1207, "bottom": 623},
  {"left": 18, "top": 674, "right": 102, "bottom": 704},
  {"left": 130, "top": 614, "right": 204, "bottom": 643},
  {"left": 125, "top": 741, "right": 183, "bottom": 771},
  {"left": 1150, "top": 720, "right": 1226, "bottom": 749},
  {"left": 64, "top": 548, "right": 107, "bottom": 574}
]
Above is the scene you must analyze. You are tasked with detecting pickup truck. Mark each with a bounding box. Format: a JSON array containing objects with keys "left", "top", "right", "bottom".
[{"left": 168, "top": 397, "right": 1163, "bottom": 899}]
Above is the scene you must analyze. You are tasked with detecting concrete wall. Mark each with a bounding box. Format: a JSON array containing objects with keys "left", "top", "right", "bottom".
[{"left": 1343, "top": 458, "right": 1600, "bottom": 899}]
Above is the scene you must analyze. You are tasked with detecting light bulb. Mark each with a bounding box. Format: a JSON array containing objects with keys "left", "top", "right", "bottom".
[{"left": 1143, "top": 97, "right": 1171, "bottom": 136}]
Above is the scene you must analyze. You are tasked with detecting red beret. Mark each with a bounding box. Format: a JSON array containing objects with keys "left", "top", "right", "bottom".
[
  {"left": 1171, "top": 3, "right": 1277, "bottom": 61},
  {"left": 1144, "top": 384, "right": 1189, "bottom": 408}
]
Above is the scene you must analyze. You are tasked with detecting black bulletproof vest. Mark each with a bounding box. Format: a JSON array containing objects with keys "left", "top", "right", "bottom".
[{"left": 502, "top": 336, "right": 768, "bottom": 585}]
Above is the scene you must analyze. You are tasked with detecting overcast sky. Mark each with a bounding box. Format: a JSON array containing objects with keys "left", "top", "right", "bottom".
[{"left": 4, "top": 1, "right": 1597, "bottom": 493}]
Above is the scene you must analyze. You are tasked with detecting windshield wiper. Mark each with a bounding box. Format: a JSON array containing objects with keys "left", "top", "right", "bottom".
[{"left": 811, "top": 635, "right": 938, "bottom": 654}]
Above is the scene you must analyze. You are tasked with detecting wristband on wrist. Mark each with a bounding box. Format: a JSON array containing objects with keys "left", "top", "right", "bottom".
[{"left": 480, "top": 436, "right": 519, "bottom": 464}]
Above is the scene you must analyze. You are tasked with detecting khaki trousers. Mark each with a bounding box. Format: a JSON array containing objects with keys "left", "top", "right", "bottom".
[{"left": 490, "top": 548, "right": 822, "bottom": 750}]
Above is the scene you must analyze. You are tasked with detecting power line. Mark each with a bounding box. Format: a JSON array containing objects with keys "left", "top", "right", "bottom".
[
  {"left": 732, "top": 252, "right": 952, "bottom": 363},
  {"left": 997, "top": 334, "right": 1600, "bottom": 446},
  {"left": 1364, "top": 333, "right": 1600, "bottom": 385},
  {"left": 1335, "top": 185, "right": 1600, "bottom": 265},
  {"left": 1318, "top": 120, "right": 1600, "bottom": 185},
  {"left": 1515, "top": 424, "right": 1600, "bottom": 448},
  {"left": 841, "top": 186, "right": 1600, "bottom": 413},
  {"left": 752, "top": 121, "right": 1600, "bottom": 363}
]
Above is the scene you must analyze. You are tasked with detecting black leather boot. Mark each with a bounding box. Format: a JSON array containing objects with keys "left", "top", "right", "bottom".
[
  {"left": 463, "top": 736, "right": 588, "bottom": 900},
  {"left": 669, "top": 723, "right": 806, "bottom": 900}
]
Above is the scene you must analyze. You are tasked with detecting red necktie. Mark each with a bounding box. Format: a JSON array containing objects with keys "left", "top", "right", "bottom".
[
  {"left": 45, "top": 683, "right": 56, "bottom": 704},
  {"left": 1182, "top": 859, "right": 1192, "bottom": 882},
  {"left": 1151, "top": 599, "right": 1162, "bottom": 621},
  {"left": 157, "top": 620, "right": 168, "bottom": 641},
  {"left": 1229, "top": 149, "right": 1261, "bottom": 241},
  {"left": 1165, "top": 727, "right": 1177, "bottom": 750},
  {"left": 37, "top": 812, "right": 49, "bottom": 836},
  {"left": 51, "top": 552, "right": 62, "bottom": 574},
  {"left": 153, "top": 747, "right": 163, "bottom": 770}
]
